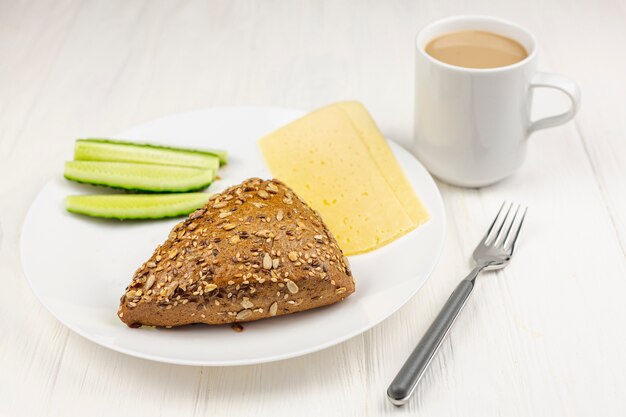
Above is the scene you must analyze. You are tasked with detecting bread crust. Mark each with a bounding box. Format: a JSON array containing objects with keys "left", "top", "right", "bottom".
[{"left": 118, "top": 178, "right": 355, "bottom": 327}]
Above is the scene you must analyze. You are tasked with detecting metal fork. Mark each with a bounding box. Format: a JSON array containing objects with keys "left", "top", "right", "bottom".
[{"left": 387, "top": 202, "right": 527, "bottom": 406}]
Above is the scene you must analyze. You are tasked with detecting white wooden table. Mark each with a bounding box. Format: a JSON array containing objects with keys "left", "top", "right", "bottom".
[{"left": 2, "top": 1, "right": 625, "bottom": 416}]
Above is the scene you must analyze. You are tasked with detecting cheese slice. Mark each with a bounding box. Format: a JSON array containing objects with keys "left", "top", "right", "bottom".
[
  {"left": 333, "top": 101, "right": 430, "bottom": 225},
  {"left": 259, "top": 103, "right": 429, "bottom": 255}
]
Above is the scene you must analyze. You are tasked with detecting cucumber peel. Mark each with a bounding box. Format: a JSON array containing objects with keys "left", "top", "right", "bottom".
[
  {"left": 64, "top": 161, "right": 214, "bottom": 193},
  {"left": 76, "top": 138, "right": 227, "bottom": 166},
  {"left": 66, "top": 193, "right": 210, "bottom": 219}
]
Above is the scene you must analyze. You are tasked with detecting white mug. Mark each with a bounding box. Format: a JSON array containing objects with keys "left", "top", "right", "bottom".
[{"left": 413, "top": 15, "right": 581, "bottom": 187}]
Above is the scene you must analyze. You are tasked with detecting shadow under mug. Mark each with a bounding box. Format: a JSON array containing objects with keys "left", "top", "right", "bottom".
[{"left": 413, "top": 15, "right": 581, "bottom": 188}]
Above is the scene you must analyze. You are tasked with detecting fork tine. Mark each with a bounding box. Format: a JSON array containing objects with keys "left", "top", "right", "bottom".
[
  {"left": 484, "top": 202, "right": 508, "bottom": 244},
  {"left": 498, "top": 204, "right": 520, "bottom": 247},
  {"left": 505, "top": 206, "right": 527, "bottom": 253},
  {"left": 490, "top": 202, "right": 513, "bottom": 245}
]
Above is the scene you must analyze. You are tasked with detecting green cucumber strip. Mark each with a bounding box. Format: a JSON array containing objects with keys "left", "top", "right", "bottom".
[
  {"left": 75, "top": 141, "right": 219, "bottom": 171},
  {"left": 64, "top": 161, "right": 214, "bottom": 192},
  {"left": 74, "top": 140, "right": 220, "bottom": 171},
  {"left": 66, "top": 193, "right": 210, "bottom": 219}
]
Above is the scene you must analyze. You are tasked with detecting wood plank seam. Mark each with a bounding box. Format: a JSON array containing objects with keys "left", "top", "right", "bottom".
[{"left": 574, "top": 119, "right": 626, "bottom": 260}]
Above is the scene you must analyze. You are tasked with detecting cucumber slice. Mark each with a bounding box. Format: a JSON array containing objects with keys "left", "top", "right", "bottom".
[
  {"left": 74, "top": 141, "right": 220, "bottom": 170},
  {"left": 76, "top": 138, "right": 227, "bottom": 166},
  {"left": 66, "top": 193, "right": 210, "bottom": 219},
  {"left": 64, "top": 161, "right": 214, "bottom": 192}
]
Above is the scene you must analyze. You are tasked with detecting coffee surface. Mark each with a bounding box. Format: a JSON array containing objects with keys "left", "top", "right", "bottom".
[{"left": 425, "top": 30, "right": 528, "bottom": 69}]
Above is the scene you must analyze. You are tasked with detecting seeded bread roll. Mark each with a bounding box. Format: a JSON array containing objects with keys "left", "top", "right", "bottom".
[{"left": 118, "top": 178, "right": 355, "bottom": 328}]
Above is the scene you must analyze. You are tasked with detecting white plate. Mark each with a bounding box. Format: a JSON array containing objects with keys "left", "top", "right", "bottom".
[{"left": 21, "top": 107, "right": 445, "bottom": 366}]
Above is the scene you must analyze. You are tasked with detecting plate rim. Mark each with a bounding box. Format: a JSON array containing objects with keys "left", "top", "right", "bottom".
[{"left": 20, "top": 105, "right": 446, "bottom": 366}]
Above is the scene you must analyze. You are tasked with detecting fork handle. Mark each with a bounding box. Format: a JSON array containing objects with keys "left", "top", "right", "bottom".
[{"left": 387, "top": 270, "right": 480, "bottom": 406}]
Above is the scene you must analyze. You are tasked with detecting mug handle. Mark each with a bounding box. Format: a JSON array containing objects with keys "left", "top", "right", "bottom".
[{"left": 528, "top": 72, "right": 581, "bottom": 134}]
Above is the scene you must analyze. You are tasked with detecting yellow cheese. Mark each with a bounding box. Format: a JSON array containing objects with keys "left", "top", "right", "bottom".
[
  {"left": 259, "top": 103, "right": 429, "bottom": 255},
  {"left": 333, "top": 101, "right": 430, "bottom": 226}
]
